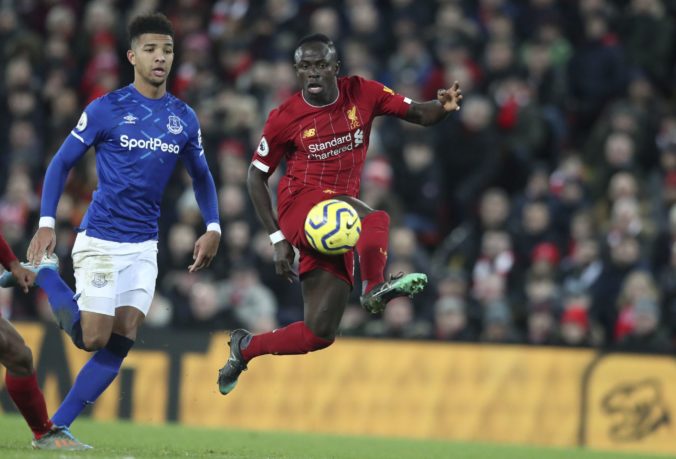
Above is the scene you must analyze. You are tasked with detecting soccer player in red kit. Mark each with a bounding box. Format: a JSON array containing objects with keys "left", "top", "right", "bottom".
[
  {"left": 0, "top": 234, "right": 88, "bottom": 449},
  {"left": 218, "top": 34, "right": 462, "bottom": 395}
]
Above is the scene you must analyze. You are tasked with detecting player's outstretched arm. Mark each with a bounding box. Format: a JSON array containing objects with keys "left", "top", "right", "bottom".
[
  {"left": 247, "top": 165, "right": 295, "bottom": 283},
  {"left": 28, "top": 136, "right": 88, "bottom": 265},
  {"left": 403, "top": 81, "right": 463, "bottom": 126},
  {"left": 181, "top": 151, "right": 221, "bottom": 273}
]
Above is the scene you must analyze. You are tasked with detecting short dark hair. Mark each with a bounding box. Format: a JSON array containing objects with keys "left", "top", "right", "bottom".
[
  {"left": 294, "top": 33, "right": 338, "bottom": 62},
  {"left": 128, "top": 12, "right": 174, "bottom": 46}
]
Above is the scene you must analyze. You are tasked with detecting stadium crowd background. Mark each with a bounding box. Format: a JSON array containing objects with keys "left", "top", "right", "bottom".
[{"left": 1, "top": 0, "right": 675, "bottom": 352}]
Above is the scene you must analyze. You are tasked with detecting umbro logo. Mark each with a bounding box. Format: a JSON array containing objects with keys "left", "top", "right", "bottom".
[{"left": 123, "top": 113, "right": 137, "bottom": 124}]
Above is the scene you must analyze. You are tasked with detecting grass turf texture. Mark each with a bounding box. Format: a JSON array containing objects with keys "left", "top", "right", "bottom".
[{"left": 0, "top": 415, "right": 673, "bottom": 459}]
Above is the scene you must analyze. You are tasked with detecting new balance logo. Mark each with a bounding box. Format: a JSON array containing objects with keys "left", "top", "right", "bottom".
[{"left": 354, "top": 128, "right": 363, "bottom": 146}]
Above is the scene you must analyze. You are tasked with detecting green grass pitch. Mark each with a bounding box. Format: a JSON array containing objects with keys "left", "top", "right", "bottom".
[{"left": 0, "top": 415, "right": 673, "bottom": 459}]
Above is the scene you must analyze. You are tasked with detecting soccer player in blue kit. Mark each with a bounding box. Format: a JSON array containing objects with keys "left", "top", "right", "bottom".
[{"left": 22, "top": 13, "right": 220, "bottom": 447}]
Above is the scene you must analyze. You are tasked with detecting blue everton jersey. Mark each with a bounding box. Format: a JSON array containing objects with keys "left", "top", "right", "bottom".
[{"left": 70, "top": 84, "right": 207, "bottom": 242}]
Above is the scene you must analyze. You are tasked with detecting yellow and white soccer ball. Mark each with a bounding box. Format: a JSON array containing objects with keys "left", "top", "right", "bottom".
[{"left": 304, "top": 199, "right": 361, "bottom": 255}]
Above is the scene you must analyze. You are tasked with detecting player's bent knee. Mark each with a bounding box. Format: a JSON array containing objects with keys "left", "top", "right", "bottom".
[
  {"left": 83, "top": 334, "right": 110, "bottom": 352},
  {"left": 1, "top": 343, "right": 33, "bottom": 375},
  {"left": 301, "top": 322, "right": 334, "bottom": 353}
]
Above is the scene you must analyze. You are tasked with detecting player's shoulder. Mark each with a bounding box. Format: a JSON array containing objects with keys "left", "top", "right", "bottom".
[
  {"left": 266, "top": 94, "right": 302, "bottom": 125},
  {"left": 343, "top": 75, "right": 388, "bottom": 95}
]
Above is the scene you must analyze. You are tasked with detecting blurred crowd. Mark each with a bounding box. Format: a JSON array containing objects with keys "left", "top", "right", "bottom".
[{"left": 1, "top": 0, "right": 675, "bottom": 352}]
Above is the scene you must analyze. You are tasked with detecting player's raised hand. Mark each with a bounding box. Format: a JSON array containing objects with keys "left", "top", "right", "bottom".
[
  {"left": 437, "top": 81, "right": 463, "bottom": 112},
  {"left": 189, "top": 230, "right": 221, "bottom": 272},
  {"left": 9, "top": 261, "right": 36, "bottom": 293},
  {"left": 273, "top": 240, "right": 296, "bottom": 283},
  {"left": 27, "top": 227, "right": 56, "bottom": 266}
]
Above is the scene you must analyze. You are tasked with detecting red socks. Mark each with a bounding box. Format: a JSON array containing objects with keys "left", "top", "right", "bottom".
[
  {"left": 241, "top": 321, "right": 333, "bottom": 362},
  {"left": 5, "top": 372, "right": 53, "bottom": 438},
  {"left": 356, "top": 210, "right": 390, "bottom": 294}
]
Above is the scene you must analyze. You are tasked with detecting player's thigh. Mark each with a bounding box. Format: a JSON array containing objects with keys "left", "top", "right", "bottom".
[
  {"left": 334, "top": 195, "right": 374, "bottom": 219},
  {"left": 112, "top": 248, "right": 157, "bottom": 339},
  {"left": 0, "top": 318, "right": 33, "bottom": 373},
  {"left": 301, "top": 269, "right": 351, "bottom": 339}
]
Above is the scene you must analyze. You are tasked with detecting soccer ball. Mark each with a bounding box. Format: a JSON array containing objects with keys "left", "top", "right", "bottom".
[{"left": 304, "top": 199, "right": 361, "bottom": 255}]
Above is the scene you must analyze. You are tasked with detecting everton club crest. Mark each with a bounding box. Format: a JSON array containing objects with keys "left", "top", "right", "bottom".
[{"left": 167, "top": 115, "right": 183, "bottom": 135}]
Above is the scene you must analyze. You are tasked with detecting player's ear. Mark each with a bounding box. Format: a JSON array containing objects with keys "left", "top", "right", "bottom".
[{"left": 127, "top": 49, "right": 135, "bottom": 66}]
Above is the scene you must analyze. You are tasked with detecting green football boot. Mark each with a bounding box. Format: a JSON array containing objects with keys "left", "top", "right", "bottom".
[
  {"left": 217, "top": 329, "right": 251, "bottom": 395},
  {"left": 360, "top": 272, "right": 428, "bottom": 314}
]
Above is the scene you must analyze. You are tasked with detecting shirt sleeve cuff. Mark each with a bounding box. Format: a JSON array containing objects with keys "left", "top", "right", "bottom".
[
  {"left": 206, "top": 222, "right": 222, "bottom": 234},
  {"left": 39, "top": 217, "right": 56, "bottom": 229}
]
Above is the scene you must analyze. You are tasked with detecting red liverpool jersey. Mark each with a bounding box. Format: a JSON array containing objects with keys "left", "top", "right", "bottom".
[{"left": 251, "top": 76, "right": 411, "bottom": 207}]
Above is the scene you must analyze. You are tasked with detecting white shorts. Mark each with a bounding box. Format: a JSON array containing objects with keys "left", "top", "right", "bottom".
[{"left": 72, "top": 231, "right": 158, "bottom": 316}]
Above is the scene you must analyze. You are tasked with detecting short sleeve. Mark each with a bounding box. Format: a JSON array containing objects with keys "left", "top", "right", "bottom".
[
  {"left": 251, "top": 108, "right": 289, "bottom": 175},
  {"left": 69, "top": 97, "right": 110, "bottom": 147},
  {"left": 355, "top": 76, "right": 411, "bottom": 118}
]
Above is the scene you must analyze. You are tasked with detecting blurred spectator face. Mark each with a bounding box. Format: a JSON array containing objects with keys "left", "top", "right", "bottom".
[
  {"left": 226, "top": 220, "right": 251, "bottom": 251},
  {"left": 46, "top": 5, "right": 76, "bottom": 38},
  {"left": 526, "top": 277, "right": 556, "bottom": 304},
  {"left": 383, "top": 297, "right": 414, "bottom": 330},
  {"left": 168, "top": 223, "right": 197, "bottom": 261},
  {"left": 526, "top": 168, "right": 549, "bottom": 199},
  {"left": 390, "top": 227, "right": 417, "bottom": 259},
  {"left": 660, "top": 145, "right": 676, "bottom": 172},
  {"left": 484, "top": 40, "right": 514, "bottom": 72},
  {"left": 219, "top": 184, "right": 246, "bottom": 219},
  {"left": 9, "top": 120, "right": 38, "bottom": 152},
  {"left": 604, "top": 132, "right": 635, "bottom": 167},
  {"left": 437, "top": 271, "right": 467, "bottom": 298},
  {"left": 460, "top": 96, "right": 493, "bottom": 131},
  {"left": 572, "top": 238, "right": 599, "bottom": 266},
  {"left": 528, "top": 311, "right": 555, "bottom": 344},
  {"left": 189, "top": 281, "right": 220, "bottom": 321},
  {"left": 434, "top": 297, "right": 467, "bottom": 337},
  {"left": 252, "top": 230, "right": 275, "bottom": 262},
  {"left": 522, "top": 201, "right": 550, "bottom": 234},
  {"left": 473, "top": 273, "right": 506, "bottom": 303},
  {"left": 584, "top": 15, "right": 608, "bottom": 41},
  {"left": 632, "top": 299, "right": 660, "bottom": 336},
  {"left": 608, "top": 172, "right": 638, "bottom": 202},
  {"left": 310, "top": 7, "right": 340, "bottom": 38},
  {"left": 610, "top": 198, "right": 641, "bottom": 235},
  {"left": 8, "top": 90, "right": 36, "bottom": 117},
  {"left": 51, "top": 89, "right": 79, "bottom": 121},
  {"left": 481, "top": 230, "right": 511, "bottom": 259},
  {"left": 525, "top": 42, "right": 551, "bottom": 75},
  {"left": 609, "top": 109, "right": 638, "bottom": 135},
  {"left": 6, "top": 58, "right": 32, "bottom": 90},
  {"left": 482, "top": 301, "right": 512, "bottom": 342},
  {"left": 84, "top": 0, "right": 116, "bottom": 35},
  {"left": 610, "top": 237, "right": 640, "bottom": 267},
  {"left": 628, "top": 74, "right": 654, "bottom": 102},
  {"left": 570, "top": 211, "right": 595, "bottom": 241},
  {"left": 560, "top": 179, "right": 585, "bottom": 206},
  {"left": 621, "top": 270, "right": 657, "bottom": 305},
  {"left": 348, "top": 3, "right": 379, "bottom": 34},
  {"left": 444, "top": 62, "right": 475, "bottom": 93},
  {"left": 486, "top": 13, "right": 514, "bottom": 41},
  {"left": 436, "top": 3, "right": 464, "bottom": 31},
  {"left": 479, "top": 188, "right": 509, "bottom": 229},
  {"left": 560, "top": 307, "right": 589, "bottom": 345},
  {"left": 403, "top": 142, "right": 433, "bottom": 172},
  {"left": 531, "top": 242, "right": 560, "bottom": 277}
]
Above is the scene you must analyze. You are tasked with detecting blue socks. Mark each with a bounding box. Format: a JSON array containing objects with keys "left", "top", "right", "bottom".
[
  {"left": 52, "top": 333, "right": 134, "bottom": 427},
  {"left": 35, "top": 269, "right": 84, "bottom": 349}
]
